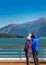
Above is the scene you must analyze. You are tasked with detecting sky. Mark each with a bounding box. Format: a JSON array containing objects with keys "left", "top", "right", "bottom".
[{"left": 0, "top": 0, "right": 46, "bottom": 28}]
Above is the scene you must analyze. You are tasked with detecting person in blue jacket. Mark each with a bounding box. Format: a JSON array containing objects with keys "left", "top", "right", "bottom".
[{"left": 31, "top": 33, "right": 39, "bottom": 65}]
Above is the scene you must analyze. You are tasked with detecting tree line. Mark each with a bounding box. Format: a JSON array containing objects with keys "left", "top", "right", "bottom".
[{"left": 0, "top": 33, "right": 25, "bottom": 38}]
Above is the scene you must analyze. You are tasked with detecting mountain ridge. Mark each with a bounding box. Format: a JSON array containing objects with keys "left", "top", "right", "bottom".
[{"left": 0, "top": 17, "right": 46, "bottom": 37}]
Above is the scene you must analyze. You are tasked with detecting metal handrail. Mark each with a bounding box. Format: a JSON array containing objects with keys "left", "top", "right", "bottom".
[
  {"left": 0, "top": 43, "right": 46, "bottom": 60},
  {"left": 0, "top": 44, "right": 46, "bottom": 46}
]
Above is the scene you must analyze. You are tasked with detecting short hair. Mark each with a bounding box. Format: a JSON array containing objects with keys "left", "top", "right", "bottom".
[{"left": 31, "top": 33, "right": 35, "bottom": 36}]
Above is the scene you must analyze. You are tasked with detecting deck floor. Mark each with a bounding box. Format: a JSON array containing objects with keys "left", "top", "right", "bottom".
[{"left": 0, "top": 62, "right": 46, "bottom": 65}]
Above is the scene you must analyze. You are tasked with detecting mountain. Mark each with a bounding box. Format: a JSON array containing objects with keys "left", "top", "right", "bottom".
[{"left": 0, "top": 17, "right": 46, "bottom": 37}]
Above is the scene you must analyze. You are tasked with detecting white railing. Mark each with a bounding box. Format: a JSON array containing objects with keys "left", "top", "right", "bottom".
[{"left": 0, "top": 43, "right": 46, "bottom": 62}]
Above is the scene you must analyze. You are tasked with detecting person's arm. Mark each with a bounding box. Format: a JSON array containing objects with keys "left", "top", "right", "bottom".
[
  {"left": 24, "top": 42, "right": 29, "bottom": 51},
  {"left": 35, "top": 39, "right": 39, "bottom": 52},
  {"left": 31, "top": 39, "right": 35, "bottom": 49},
  {"left": 24, "top": 43, "right": 26, "bottom": 51}
]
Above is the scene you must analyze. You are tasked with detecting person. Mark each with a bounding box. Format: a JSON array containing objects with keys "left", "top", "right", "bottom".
[
  {"left": 31, "top": 33, "right": 39, "bottom": 65},
  {"left": 24, "top": 34, "right": 32, "bottom": 65}
]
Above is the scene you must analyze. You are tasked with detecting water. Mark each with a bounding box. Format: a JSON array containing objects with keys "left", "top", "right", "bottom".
[
  {"left": 0, "top": 38, "right": 26, "bottom": 44},
  {"left": 0, "top": 37, "right": 46, "bottom": 58}
]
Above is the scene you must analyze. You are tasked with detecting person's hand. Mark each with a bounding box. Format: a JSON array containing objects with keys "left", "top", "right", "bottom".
[{"left": 24, "top": 48, "right": 25, "bottom": 51}]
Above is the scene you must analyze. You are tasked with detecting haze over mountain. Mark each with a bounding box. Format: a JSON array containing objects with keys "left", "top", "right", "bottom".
[{"left": 0, "top": 17, "right": 46, "bottom": 37}]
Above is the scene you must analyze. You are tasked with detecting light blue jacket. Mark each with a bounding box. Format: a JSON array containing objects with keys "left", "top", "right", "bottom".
[{"left": 32, "top": 36, "right": 39, "bottom": 52}]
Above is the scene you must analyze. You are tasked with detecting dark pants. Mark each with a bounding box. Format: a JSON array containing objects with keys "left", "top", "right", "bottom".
[
  {"left": 32, "top": 51, "right": 39, "bottom": 65},
  {"left": 26, "top": 57, "right": 30, "bottom": 65}
]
